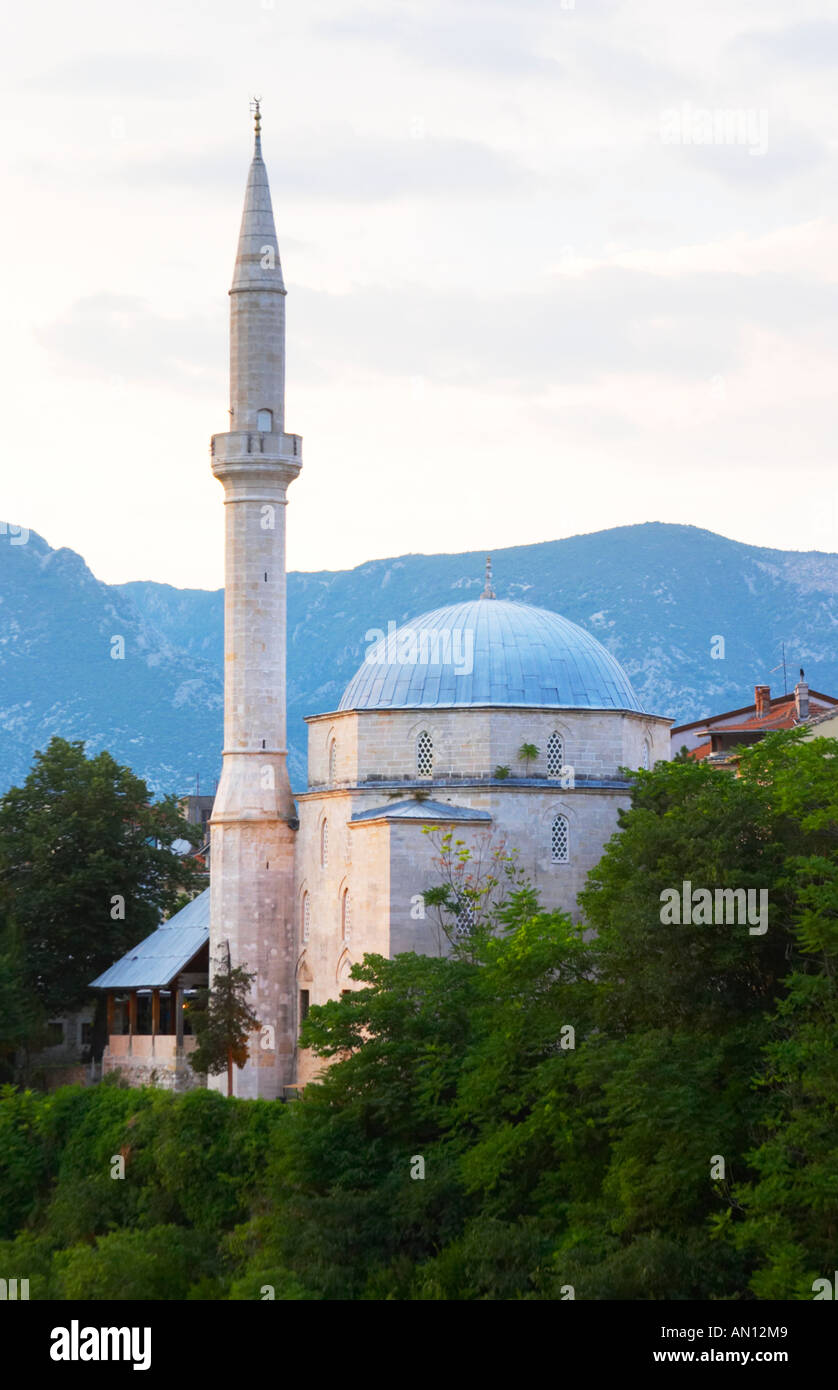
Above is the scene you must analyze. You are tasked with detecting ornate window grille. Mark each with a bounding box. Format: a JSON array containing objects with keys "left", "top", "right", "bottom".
[
  {"left": 321, "top": 819, "right": 329, "bottom": 868},
  {"left": 453, "top": 896, "right": 476, "bottom": 938},
  {"left": 328, "top": 739, "right": 337, "bottom": 784},
  {"left": 547, "top": 731, "right": 563, "bottom": 779},
  {"left": 551, "top": 814, "right": 569, "bottom": 864},
  {"left": 641, "top": 740, "right": 650, "bottom": 770},
  {"left": 417, "top": 730, "right": 433, "bottom": 778},
  {"left": 302, "top": 893, "right": 311, "bottom": 942},
  {"left": 341, "top": 890, "right": 351, "bottom": 943}
]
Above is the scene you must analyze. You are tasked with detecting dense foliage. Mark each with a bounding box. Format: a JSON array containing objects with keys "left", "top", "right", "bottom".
[
  {"left": 0, "top": 731, "right": 835, "bottom": 1299},
  {"left": 0, "top": 737, "right": 203, "bottom": 1074}
]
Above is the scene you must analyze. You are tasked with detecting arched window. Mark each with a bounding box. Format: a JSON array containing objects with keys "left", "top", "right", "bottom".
[
  {"left": 257, "top": 408, "right": 273, "bottom": 432},
  {"left": 641, "top": 739, "right": 650, "bottom": 770},
  {"left": 302, "top": 893, "right": 311, "bottom": 942},
  {"left": 551, "top": 813, "right": 569, "bottom": 864},
  {"left": 547, "top": 731, "right": 564, "bottom": 779},
  {"left": 417, "top": 730, "right": 433, "bottom": 778},
  {"left": 320, "top": 819, "right": 329, "bottom": 868},
  {"left": 341, "top": 888, "right": 351, "bottom": 943},
  {"left": 328, "top": 739, "right": 337, "bottom": 784},
  {"left": 454, "top": 896, "right": 475, "bottom": 939}
]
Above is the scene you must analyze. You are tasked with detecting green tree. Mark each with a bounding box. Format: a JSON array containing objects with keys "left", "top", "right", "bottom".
[
  {"left": 54, "top": 1224, "right": 219, "bottom": 1300},
  {"left": 1, "top": 732, "right": 835, "bottom": 1303},
  {"left": 421, "top": 827, "right": 533, "bottom": 959},
  {"left": 517, "top": 742, "right": 539, "bottom": 776},
  {"left": 0, "top": 738, "right": 202, "bottom": 1058},
  {"left": 0, "top": 923, "right": 46, "bottom": 1081},
  {"left": 232, "top": 888, "right": 591, "bottom": 1300},
  {"left": 254, "top": 948, "right": 482, "bottom": 1297},
  {"left": 722, "top": 735, "right": 838, "bottom": 1297},
  {"left": 189, "top": 949, "right": 260, "bottom": 1096},
  {"left": 561, "top": 732, "right": 834, "bottom": 1298}
]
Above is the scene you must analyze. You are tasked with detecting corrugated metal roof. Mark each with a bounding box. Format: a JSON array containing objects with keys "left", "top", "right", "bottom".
[
  {"left": 338, "top": 599, "right": 644, "bottom": 714},
  {"left": 89, "top": 888, "right": 210, "bottom": 990},
  {"left": 351, "top": 799, "right": 492, "bottom": 824}
]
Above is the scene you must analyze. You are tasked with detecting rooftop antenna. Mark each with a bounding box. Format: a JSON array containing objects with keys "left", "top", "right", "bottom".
[
  {"left": 769, "top": 642, "right": 788, "bottom": 696},
  {"left": 481, "top": 555, "right": 496, "bottom": 600}
]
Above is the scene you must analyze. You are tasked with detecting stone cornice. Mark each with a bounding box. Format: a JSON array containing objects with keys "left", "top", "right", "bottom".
[
  {"left": 304, "top": 706, "right": 672, "bottom": 725},
  {"left": 297, "top": 776, "right": 634, "bottom": 800}
]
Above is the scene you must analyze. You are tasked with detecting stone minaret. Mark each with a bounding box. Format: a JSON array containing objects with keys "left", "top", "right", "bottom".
[{"left": 208, "top": 103, "right": 302, "bottom": 1099}]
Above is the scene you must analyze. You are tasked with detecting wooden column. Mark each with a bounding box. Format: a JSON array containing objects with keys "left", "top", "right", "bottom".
[
  {"left": 175, "top": 986, "right": 184, "bottom": 1051},
  {"left": 128, "top": 991, "right": 137, "bottom": 1055},
  {"left": 151, "top": 989, "right": 160, "bottom": 1036},
  {"left": 106, "top": 993, "right": 115, "bottom": 1037}
]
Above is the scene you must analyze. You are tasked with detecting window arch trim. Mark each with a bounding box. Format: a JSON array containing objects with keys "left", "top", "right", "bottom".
[
  {"left": 550, "top": 812, "right": 570, "bottom": 864},
  {"left": 547, "top": 730, "right": 564, "bottom": 779},
  {"left": 416, "top": 729, "right": 433, "bottom": 778}
]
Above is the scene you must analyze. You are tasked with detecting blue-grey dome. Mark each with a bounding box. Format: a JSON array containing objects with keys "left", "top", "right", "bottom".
[{"left": 339, "top": 598, "right": 644, "bottom": 713}]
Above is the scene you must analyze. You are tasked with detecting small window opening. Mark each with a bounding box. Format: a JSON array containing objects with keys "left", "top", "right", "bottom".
[
  {"left": 417, "top": 730, "right": 433, "bottom": 778},
  {"left": 547, "top": 731, "right": 564, "bottom": 779},
  {"left": 551, "top": 814, "right": 569, "bottom": 864}
]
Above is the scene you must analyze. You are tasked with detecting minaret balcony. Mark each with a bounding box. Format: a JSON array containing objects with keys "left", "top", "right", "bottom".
[{"left": 211, "top": 430, "right": 302, "bottom": 464}]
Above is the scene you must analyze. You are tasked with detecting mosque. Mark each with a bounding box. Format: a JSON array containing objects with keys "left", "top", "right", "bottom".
[{"left": 91, "top": 109, "right": 671, "bottom": 1097}]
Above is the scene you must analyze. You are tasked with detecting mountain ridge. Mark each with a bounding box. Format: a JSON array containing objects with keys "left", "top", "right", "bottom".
[{"left": 0, "top": 521, "right": 834, "bottom": 798}]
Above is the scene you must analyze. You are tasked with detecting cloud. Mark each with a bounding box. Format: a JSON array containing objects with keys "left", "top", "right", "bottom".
[
  {"left": 547, "top": 218, "right": 838, "bottom": 283},
  {"left": 108, "top": 130, "right": 534, "bottom": 201},
  {"left": 318, "top": 6, "right": 561, "bottom": 78},
  {"left": 291, "top": 266, "right": 838, "bottom": 388},
  {"left": 732, "top": 19, "right": 838, "bottom": 68},
  {"left": 656, "top": 117, "right": 827, "bottom": 187},
  {"left": 47, "top": 254, "right": 838, "bottom": 399},
  {"left": 39, "top": 294, "right": 224, "bottom": 389},
  {"left": 28, "top": 51, "right": 219, "bottom": 97},
  {"left": 569, "top": 33, "right": 693, "bottom": 103}
]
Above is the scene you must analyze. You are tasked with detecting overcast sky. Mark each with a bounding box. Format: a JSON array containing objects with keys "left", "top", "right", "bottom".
[{"left": 2, "top": 0, "right": 837, "bottom": 588}]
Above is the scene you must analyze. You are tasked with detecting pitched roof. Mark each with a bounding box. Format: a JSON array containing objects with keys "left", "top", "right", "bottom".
[
  {"left": 687, "top": 696, "right": 838, "bottom": 762},
  {"left": 350, "top": 799, "right": 492, "bottom": 825},
  {"left": 672, "top": 689, "right": 838, "bottom": 735},
  {"left": 89, "top": 889, "right": 210, "bottom": 990}
]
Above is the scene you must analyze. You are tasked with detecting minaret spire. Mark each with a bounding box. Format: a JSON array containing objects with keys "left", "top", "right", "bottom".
[
  {"left": 208, "top": 105, "right": 302, "bottom": 1100},
  {"left": 230, "top": 101, "right": 286, "bottom": 432}
]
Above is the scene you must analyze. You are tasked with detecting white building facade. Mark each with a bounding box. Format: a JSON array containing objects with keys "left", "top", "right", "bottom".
[
  {"left": 92, "top": 112, "right": 671, "bottom": 1098},
  {"left": 295, "top": 596, "right": 669, "bottom": 1085}
]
